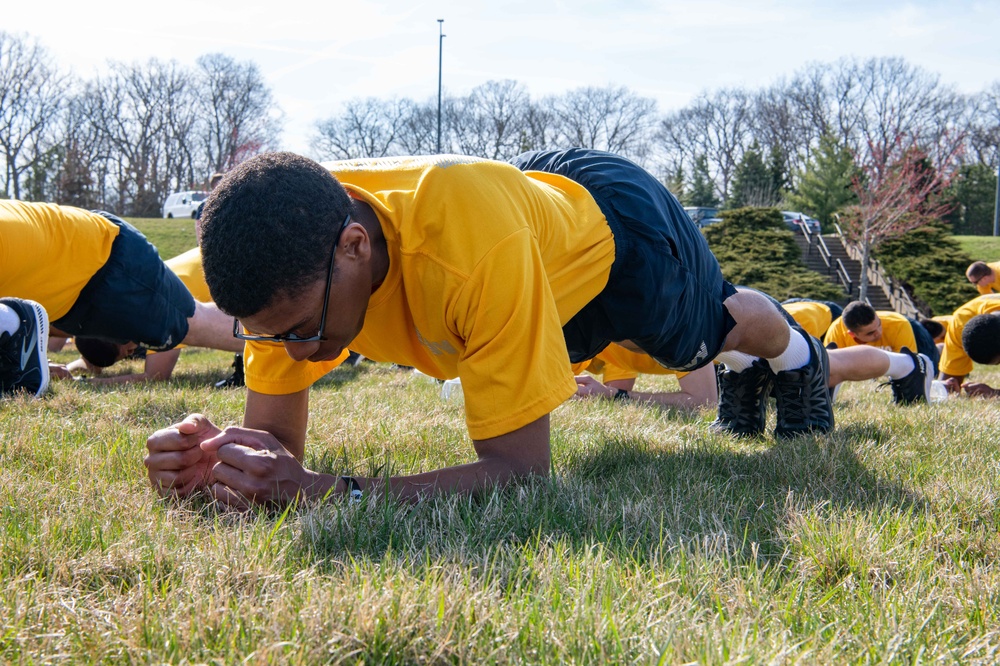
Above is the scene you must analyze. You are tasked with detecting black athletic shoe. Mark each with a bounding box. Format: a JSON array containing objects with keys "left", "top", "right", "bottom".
[
  {"left": 214, "top": 353, "right": 245, "bottom": 389},
  {"left": 710, "top": 359, "right": 773, "bottom": 437},
  {"left": 889, "top": 349, "right": 932, "bottom": 405},
  {"left": 0, "top": 298, "right": 49, "bottom": 398},
  {"left": 773, "top": 329, "right": 834, "bottom": 438}
]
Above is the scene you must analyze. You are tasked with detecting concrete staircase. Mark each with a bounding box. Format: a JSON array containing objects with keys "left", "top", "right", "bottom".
[{"left": 792, "top": 232, "right": 894, "bottom": 311}]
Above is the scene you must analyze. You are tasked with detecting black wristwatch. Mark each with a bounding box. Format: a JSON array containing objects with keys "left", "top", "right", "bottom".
[
  {"left": 613, "top": 388, "right": 630, "bottom": 401},
  {"left": 341, "top": 476, "right": 363, "bottom": 503}
]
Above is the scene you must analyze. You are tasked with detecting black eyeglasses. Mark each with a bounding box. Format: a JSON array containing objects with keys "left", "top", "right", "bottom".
[{"left": 233, "top": 213, "right": 352, "bottom": 344}]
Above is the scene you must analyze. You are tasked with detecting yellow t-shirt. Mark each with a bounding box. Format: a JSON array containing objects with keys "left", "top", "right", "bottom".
[
  {"left": 164, "top": 247, "right": 212, "bottom": 303},
  {"left": 245, "top": 155, "right": 616, "bottom": 440},
  {"left": 571, "top": 343, "right": 687, "bottom": 383},
  {"left": 940, "top": 295, "right": 1000, "bottom": 376},
  {"left": 783, "top": 301, "right": 833, "bottom": 340},
  {"left": 975, "top": 261, "right": 1000, "bottom": 295},
  {"left": 823, "top": 311, "right": 916, "bottom": 352},
  {"left": 0, "top": 201, "right": 120, "bottom": 321}
]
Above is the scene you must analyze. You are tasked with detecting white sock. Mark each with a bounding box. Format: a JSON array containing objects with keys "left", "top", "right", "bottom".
[
  {"left": 715, "top": 350, "right": 756, "bottom": 373},
  {"left": 831, "top": 383, "right": 842, "bottom": 401},
  {"left": 885, "top": 351, "right": 916, "bottom": 379},
  {"left": 0, "top": 304, "right": 20, "bottom": 335},
  {"left": 766, "top": 328, "right": 811, "bottom": 373}
]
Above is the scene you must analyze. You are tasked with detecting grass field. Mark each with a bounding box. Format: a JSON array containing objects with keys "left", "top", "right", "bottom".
[
  {"left": 6, "top": 221, "right": 1000, "bottom": 662},
  {"left": 126, "top": 216, "right": 198, "bottom": 260},
  {"left": 5, "top": 350, "right": 1000, "bottom": 663},
  {"left": 955, "top": 235, "right": 1000, "bottom": 262}
]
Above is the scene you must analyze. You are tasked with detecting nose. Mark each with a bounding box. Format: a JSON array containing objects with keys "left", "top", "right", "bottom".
[{"left": 283, "top": 341, "right": 321, "bottom": 362}]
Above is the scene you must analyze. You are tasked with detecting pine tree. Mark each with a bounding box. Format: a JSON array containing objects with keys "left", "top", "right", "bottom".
[
  {"left": 727, "top": 142, "right": 774, "bottom": 208},
  {"left": 664, "top": 164, "right": 685, "bottom": 201},
  {"left": 944, "top": 163, "right": 998, "bottom": 235},
  {"left": 784, "top": 133, "right": 857, "bottom": 227},
  {"left": 684, "top": 155, "right": 719, "bottom": 207},
  {"left": 768, "top": 144, "right": 788, "bottom": 200}
]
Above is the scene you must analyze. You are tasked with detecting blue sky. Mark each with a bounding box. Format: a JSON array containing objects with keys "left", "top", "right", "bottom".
[{"left": 8, "top": 0, "right": 999, "bottom": 153}]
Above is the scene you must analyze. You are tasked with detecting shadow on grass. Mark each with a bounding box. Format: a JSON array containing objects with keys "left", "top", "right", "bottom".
[{"left": 285, "top": 421, "right": 929, "bottom": 575}]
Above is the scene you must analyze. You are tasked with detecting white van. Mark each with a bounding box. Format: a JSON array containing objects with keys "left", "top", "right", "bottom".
[{"left": 162, "top": 190, "right": 208, "bottom": 218}]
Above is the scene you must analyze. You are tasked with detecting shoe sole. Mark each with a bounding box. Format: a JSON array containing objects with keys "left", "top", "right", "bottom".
[
  {"left": 918, "top": 353, "right": 933, "bottom": 404},
  {"left": 29, "top": 300, "right": 49, "bottom": 397}
]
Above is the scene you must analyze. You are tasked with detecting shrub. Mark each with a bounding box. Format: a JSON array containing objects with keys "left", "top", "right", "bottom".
[
  {"left": 874, "top": 223, "right": 979, "bottom": 316},
  {"left": 703, "top": 207, "right": 845, "bottom": 302}
]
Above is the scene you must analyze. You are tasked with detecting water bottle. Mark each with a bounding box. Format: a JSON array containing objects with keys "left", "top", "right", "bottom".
[
  {"left": 441, "top": 378, "right": 463, "bottom": 400},
  {"left": 929, "top": 380, "right": 949, "bottom": 403}
]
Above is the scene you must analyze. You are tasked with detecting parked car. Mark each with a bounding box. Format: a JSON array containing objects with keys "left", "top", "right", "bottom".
[
  {"left": 781, "top": 211, "right": 821, "bottom": 234},
  {"left": 683, "top": 206, "right": 723, "bottom": 228},
  {"left": 162, "top": 190, "right": 208, "bottom": 219}
]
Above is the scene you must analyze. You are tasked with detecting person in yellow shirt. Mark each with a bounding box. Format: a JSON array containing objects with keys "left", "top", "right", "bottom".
[
  {"left": 571, "top": 344, "right": 717, "bottom": 409},
  {"left": 779, "top": 302, "right": 933, "bottom": 405},
  {"left": 144, "top": 149, "right": 834, "bottom": 508},
  {"left": 780, "top": 299, "right": 843, "bottom": 339},
  {"left": 938, "top": 294, "right": 1000, "bottom": 396},
  {"left": 823, "top": 301, "right": 939, "bottom": 374},
  {"left": 0, "top": 201, "right": 240, "bottom": 392},
  {"left": 965, "top": 261, "right": 1000, "bottom": 295}
]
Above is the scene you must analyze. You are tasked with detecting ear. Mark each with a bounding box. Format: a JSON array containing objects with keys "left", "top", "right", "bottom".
[{"left": 339, "top": 221, "right": 371, "bottom": 262}]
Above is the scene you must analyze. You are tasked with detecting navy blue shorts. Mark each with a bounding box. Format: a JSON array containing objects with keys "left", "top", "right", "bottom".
[
  {"left": 510, "top": 148, "right": 736, "bottom": 371},
  {"left": 51, "top": 213, "right": 195, "bottom": 350},
  {"left": 908, "top": 317, "right": 940, "bottom": 375}
]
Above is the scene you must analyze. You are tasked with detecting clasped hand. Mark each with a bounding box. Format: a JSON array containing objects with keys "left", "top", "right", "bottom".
[{"left": 145, "top": 413, "right": 315, "bottom": 509}]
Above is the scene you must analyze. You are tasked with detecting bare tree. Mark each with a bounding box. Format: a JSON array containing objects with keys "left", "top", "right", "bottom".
[
  {"left": 968, "top": 82, "right": 1000, "bottom": 169},
  {"left": 0, "top": 32, "right": 68, "bottom": 200},
  {"left": 311, "top": 97, "right": 415, "bottom": 160},
  {"left": 83, "top": 59, "right": 193, "bottom": 215},
  {"left": 751, "top": 82, "right": 818, "bottom": 183},
  {"left": 447, "top": 80, "right": 534, "bottom": 160},
  {"left": 546, "top": 85, "right": 658, "bottom": 164},
  {"left": 658, "top": 87, "right": 753, "bottom": 200},
  {"left": 195, "top": 53, "right": 281, "bottom": 173},
  {"left": 394, "top": 98, "right": 439, "bottom": 155}
]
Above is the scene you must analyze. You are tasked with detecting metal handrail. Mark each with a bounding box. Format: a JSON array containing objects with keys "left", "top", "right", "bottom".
[
  {"left": 831, "top": 215, "right": 922, "bottom": 317},
  {"left": 835, "top": 259, "right": 854, "bottom": 297},
  {"left": 800, "top": 221, "right": 814, "bottom": 254},
  {"left": 816, "top": 235, "right": 832, "bottom": 270}
]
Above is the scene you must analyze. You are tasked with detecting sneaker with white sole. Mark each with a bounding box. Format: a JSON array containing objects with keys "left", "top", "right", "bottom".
[
  {"left": 889, "top": 349, "right": 933, "bottom": 405},
  {"left": 773, "top": 328, "right": 834, "bottom": 438},
  {"left": 0, "top": 298, "right": 50, "bottom": 398}
]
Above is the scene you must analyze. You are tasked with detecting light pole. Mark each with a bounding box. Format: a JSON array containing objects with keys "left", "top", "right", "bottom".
[
  {"left": 993, "top": 163, "right": 999, "bottom": 237},
  {"left": 437, "top": 19, "right": 445, "bottom": 154}
]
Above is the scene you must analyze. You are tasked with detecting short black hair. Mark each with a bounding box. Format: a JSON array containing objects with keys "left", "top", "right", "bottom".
[
  {"left": 200, "top": 152, "right": 353, "bottom": 318},
  {"left": 842, "top": 301, "right": 876, "bottom": 331},
  {"left": 75, "top": 337, "right": 122, "bottom": 368},
  {"left": 919, "top": 318, "right": 945, "bottom": 342},
  {"left": 967, "top": 261, "right": 993, "bottom": 281},
  {"left": 962, "top": 314, "right": 1000, "bottom": 364}
]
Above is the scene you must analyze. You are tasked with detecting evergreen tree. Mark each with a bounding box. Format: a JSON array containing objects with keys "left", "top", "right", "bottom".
[
  {"left": 768, "top": 144, "right": 788, "bottom": 199},
  {"left": 664, "top": 164, "right": 685, "bottom": 201},
  {"left": 726, "top": 142, "right": 774, "bottom": 208},
  {"left": 785, "top": 133, "right": 857, "bottom": 227},
  {"left": 684, "top": 154, "right": 719, "bottom": 207},
  {"left": 944, "top": 163, "right": 998, "bottom": 235}
]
